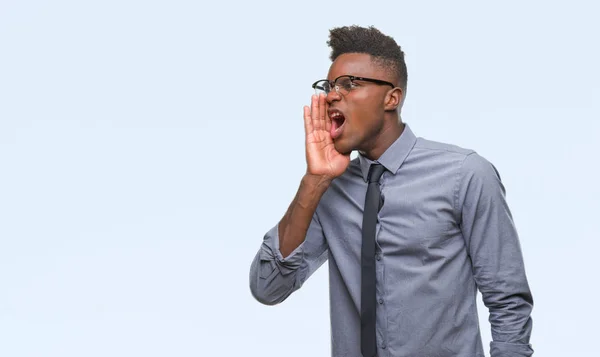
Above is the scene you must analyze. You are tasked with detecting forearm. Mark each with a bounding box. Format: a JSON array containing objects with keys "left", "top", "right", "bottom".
[
  {"left": 478, "top": 244, "right": 534, "bottom": 355},
  {"left": 250, "top": 214, "right": 329, "bottom": 306},
  {"left": 278, "top": 174, "right": 331, "bottom": 258},
  {"left": 486, "top": 288, "right": 534, "bottom": 357}
]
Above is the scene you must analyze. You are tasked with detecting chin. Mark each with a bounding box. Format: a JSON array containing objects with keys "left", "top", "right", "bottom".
[{"left": 333, "top": 139, "right": 353, "bottom": 156}]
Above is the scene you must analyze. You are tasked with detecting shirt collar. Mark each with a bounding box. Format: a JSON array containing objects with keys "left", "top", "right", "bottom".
[{"left": 358, "top": 123, "right": 417, "bottom": 182}]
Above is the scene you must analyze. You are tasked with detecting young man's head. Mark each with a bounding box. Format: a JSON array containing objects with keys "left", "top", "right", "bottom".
[{"left": 314, "top": 25, "right": 408, "bottom": 158}]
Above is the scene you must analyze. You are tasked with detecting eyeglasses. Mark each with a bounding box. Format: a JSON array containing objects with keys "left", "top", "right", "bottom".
[{"left": 312, "top": 75, "right": 395, "bottom": 96}]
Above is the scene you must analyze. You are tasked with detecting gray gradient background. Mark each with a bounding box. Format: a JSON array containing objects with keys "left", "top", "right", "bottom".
[{"left": 1, "top": 1, "right": 598, "bottom": 356}]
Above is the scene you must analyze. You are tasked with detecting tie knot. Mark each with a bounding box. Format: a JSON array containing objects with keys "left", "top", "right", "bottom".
[{"left": 367, "top": 163, "right": 386, "bottom": 183}]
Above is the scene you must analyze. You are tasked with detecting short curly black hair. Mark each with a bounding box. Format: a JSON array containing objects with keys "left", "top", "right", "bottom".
[{"left": 327, "top": 25, "right": 407, "bottom": 90}]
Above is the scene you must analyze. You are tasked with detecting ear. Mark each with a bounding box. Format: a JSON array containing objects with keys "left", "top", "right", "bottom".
[{"left": 384, "top": 87, "right": 403, "bottom": 111}]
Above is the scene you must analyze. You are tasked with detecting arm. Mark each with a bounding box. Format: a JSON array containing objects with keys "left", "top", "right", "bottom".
[
  {"left": 249, "top": 175, "right": 330, "bottom": 305},
  {"left": 279, "top": 174, "right": 333, "bottom": 258},
  {"left": 249, "top": 94, "right": 351, "bottom": 306},
  {"left": 456, "top": 153, "right": 534, "bottom": 357}
]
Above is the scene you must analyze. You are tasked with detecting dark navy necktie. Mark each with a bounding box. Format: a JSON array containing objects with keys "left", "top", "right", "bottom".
[{"left": 361, "top": 163, "right": 386, "bottom": 357}]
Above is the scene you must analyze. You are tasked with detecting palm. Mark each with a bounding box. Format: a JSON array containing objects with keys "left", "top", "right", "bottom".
[{"left": 303, "top": 94, "right": 350, "bottom": 178}]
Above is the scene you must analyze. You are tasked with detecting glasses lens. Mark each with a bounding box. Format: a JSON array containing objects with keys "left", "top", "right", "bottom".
[
  {"left": 313, "top": 80, "right": 330, "bottom": 95},
  {"left": 335, "top": 77, "right": 353, "bottom": 95}
]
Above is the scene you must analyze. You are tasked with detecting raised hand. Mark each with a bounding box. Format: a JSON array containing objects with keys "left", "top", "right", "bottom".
[{"left": 303, "top": 93, "right": 351, "bottom": 179}]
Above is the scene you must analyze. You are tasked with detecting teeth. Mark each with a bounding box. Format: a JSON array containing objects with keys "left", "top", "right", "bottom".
[{"left": 330, "top": 112, "right": 342, "bottom": 118}]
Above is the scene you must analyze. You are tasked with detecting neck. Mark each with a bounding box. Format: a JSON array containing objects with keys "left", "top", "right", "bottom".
[{"left": 359, "top": 115, "right": 404, "bottom": 161}]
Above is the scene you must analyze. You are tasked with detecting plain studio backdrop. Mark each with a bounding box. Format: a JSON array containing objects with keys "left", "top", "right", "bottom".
[{"left": 1, "top": 0, "right": 598, "bottom": 356}]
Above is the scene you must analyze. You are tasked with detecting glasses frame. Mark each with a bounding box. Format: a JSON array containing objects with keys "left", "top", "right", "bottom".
[{"left": 311, "top": 75, "right": 395, "bottom": 95}]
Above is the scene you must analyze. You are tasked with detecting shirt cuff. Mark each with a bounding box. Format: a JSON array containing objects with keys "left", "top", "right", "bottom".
[
  {"left": 260, "top": 224, "right": 305, "bottom": 276},
  {"left": 490, "top": 341, "right": 534, "bottom": 357}
]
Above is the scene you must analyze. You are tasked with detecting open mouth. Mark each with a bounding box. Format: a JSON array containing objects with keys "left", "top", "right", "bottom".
[{"left": 328, "top": 109, "right": 346, "bottom": 139}]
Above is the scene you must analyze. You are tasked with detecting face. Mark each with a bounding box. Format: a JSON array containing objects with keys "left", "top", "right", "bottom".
[{"left": 324, "top": 53, "right": 401, "bottom": 156}]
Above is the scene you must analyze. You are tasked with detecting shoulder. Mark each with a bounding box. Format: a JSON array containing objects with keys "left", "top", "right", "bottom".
[
  {"left": 406, "top": 136, "right": 477, "bottom": 172},
  {"left": 461, "top": 151, "right": 500, "bottom": 178},
  {"left": 457, "top": 151, "right": 504, "bottom": 198},
  {"left": 413, "top": 136, "right": 475, "bottom": 158},
  {"left": 411, "top": 135, "right": 501, "bottom": 182}
]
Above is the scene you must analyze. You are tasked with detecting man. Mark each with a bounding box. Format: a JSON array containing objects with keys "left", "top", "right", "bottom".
[{"left": 249, "top": 25, "right": 534, "bottom": 357}]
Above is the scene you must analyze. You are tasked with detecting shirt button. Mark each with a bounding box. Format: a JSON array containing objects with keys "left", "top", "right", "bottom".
[
  {"left": 381, "top": 343, "right": 387, "bottom": 349},
  {"left": 378, "top": 298, "right": 384, "bottom": 304},
  {"left": 376, "top": 254, "right": 381, "bottom": 261}
]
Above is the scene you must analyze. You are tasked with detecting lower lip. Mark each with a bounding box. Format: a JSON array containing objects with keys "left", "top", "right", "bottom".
[{"left": 330, "top": 120, "right": 346, "bottom": 140}]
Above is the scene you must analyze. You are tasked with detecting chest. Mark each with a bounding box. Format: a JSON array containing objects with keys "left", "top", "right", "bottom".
[{"left": 318, "top": 171, "right": 460, "bottom": 258}]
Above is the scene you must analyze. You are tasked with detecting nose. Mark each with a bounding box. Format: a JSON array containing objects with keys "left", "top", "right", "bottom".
[{"left": 326, "top": 90, "right": 341, "bottom": 104}]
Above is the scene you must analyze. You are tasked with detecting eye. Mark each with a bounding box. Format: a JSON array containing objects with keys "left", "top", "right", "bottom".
[{"left": 340, "top": 79, "right": 355, "bottom": 91}]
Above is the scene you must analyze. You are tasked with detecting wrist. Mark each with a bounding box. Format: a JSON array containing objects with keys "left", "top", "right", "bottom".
[{"left": 302, "top": 173, "right": 333, "bottom": 188}]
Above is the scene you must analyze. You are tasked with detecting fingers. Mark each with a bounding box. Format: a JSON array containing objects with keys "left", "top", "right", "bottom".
[
  {"left": 323, "top": 95, "right": 331, "bottom": 133},
  {"left": 311, "top": 94, "right": 321, "bottom": 131},
  {"left": 305, "top": 94, "right": 330, "bottom": 135},
  {"left": 318, "top": 93, "right": 327, "bottom": 128},
  {"left": 303, "top": 104, "right": 313, "bottom": 135}
]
